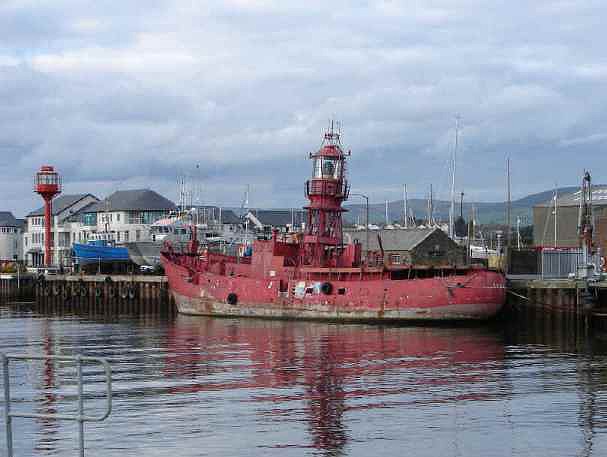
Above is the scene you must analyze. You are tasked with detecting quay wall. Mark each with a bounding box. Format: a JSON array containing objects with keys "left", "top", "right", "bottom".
[
  {"left": 30, "top": 274, "right": 175, "bottom": 315},
  {"left": 507, "top": 278, "right": 607, "bottom": 328},
  {"left": 0, "top": 274, "right": 35, "bottom": 300}
]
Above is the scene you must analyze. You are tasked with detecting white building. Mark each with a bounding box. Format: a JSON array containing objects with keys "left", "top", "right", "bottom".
[
  {"left": 78, "top": 189, "right": 177, "bottom": 244},
  {"left": 23, "top": 194, "right": 99, "bottom": 267},
  {"left": 23, "top": 189, "right": 178, "bottom": 267},
  {"left": 0, "top": 212, "right": 24, "bottom": 264}
]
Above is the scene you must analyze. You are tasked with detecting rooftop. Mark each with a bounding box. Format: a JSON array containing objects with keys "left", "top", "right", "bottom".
[
  {"left": 345, "top": 228, "right": 441, "bottom": 251},
  {"left": 535, "top": 185, "right": 607, "bottom": 208},
  {"left": 86, "top": 189, "right": 176, "bottom": 213},
  {"left": 0, "top": 211, "right": 18, "bottom": 227},
  {"left": 247, "top": 209, "right": 306, "bottom": 227},
  {"left": 27, "top": 194, "right": 97, "bottom": 217}
]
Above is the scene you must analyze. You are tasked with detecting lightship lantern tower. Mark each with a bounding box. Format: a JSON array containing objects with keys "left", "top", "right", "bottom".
[
  {"left": 34, "top": 166, "right": 62, "bottom": 266},
  {"left": 303, "top": 122, "right": 350, "bottom": 266}
]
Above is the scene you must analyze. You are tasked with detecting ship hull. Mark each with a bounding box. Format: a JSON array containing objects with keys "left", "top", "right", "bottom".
[{"left": 164, "top": 258, "right": 505, "bottom": 322}]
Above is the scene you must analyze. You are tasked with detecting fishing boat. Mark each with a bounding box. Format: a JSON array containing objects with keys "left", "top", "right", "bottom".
[
  {"left": 72, "top": 232, "right": 130, "bottom": 264},
  {"left": 161, "top": 125, "right": 506, "bottom": 321}
]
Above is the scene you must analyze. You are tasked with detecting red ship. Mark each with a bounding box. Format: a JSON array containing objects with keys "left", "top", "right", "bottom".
[{"left": 161, "top": 126, "right": 505, "bottom": 321}]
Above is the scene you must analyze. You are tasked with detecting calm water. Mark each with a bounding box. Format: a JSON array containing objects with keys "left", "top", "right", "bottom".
[{"left": 1, "top": 304, "right": 607, "bottom": 456}]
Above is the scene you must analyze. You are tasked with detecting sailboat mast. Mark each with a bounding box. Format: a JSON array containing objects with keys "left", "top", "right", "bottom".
[
  {"left": 449, "top": 116, "right": 460, "bottom": 238},
  {"left": 554, "top": 185, "right": 558, "bottom": 248},
  {"left": 403, "top": 184, "right": 408, "bottom": 228},
  {"left": 506, "top": 157, "right": 511, "bottom": 251},
  {"left": 385, "top": 200, "right": 389, "bottom": 226}
]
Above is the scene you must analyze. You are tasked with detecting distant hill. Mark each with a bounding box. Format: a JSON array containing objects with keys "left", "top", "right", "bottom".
[{"left": 343, "top": 186, "right": 582, "bottom": 226}]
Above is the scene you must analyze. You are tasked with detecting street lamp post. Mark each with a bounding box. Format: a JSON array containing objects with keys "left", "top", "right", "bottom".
[{"left": 351, "top": 193, "right": 369, "bottom": 263}]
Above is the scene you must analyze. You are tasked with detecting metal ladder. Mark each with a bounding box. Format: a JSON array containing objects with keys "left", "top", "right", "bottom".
[{"left": 1, "top": 353, "right": 112, "bottom": 457}]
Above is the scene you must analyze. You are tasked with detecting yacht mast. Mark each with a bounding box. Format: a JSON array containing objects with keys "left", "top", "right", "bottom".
[
  {"left": 403, "top": 184, "right": 408, "bottom": 228},
  {"left": 449, "top": 116, "right": 460, "bottom": 238},
  {"left": 554, "top": 185, "right": 558, "bottom": 248}
]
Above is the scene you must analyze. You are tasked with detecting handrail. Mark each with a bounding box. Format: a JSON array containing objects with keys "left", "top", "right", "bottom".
[{"left": 1, "top": 353, "right": 112, "bottom": 457}]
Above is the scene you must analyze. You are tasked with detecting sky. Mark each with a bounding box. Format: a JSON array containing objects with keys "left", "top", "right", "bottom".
[{"left": 1, "top": 0, "right": 606, "bottom": 217}]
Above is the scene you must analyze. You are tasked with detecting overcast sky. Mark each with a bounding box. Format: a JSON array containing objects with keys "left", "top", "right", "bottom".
[{"left": 1, "top": 0, "right": 606, "bottom": 217}]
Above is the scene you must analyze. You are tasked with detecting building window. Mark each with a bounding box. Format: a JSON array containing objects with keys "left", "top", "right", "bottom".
[
  {"left": 117, "top": 213, "right": 120, "bottom": 222},
  {"left": 117, "top": 231, "right": 121, "bottom": 242},
  {"left": 82, "top": 213, "right": 97, "bottom": 226},
  {"left": 136, "top": 230, "right": 141, "bottom": 241},
  {"left": 390, "top": 254, "right": 401, "bottom": 265},
  {"left": 124, "top": 231, "right": 129, "bottom": 241}
]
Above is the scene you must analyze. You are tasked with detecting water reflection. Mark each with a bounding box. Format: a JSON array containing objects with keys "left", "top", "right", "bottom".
[
  {"left": 2, "top": 304, "right": 607, "bottom": 456},
  {"left": 164, "top": 317, "right": 506, "bottom": 455}
]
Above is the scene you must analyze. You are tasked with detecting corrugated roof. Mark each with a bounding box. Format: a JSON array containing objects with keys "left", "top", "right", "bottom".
[
  {"left": 86, "top": 189, "right": 176, "bottom": 213},
  {"left": 27, "top": 194, "right": 95, "bottom": 217},
  {"left": 535, "top": 185, "right": 607, "bottom": 208},
  {"left": 345, "top": 228, "right": 440, "bottom": 251},
  {"left": 248, "top": 209, "right": 306, "bottom": 227},
  {"left": 0, "top": 211, "right": 18, "bottom": 227}
]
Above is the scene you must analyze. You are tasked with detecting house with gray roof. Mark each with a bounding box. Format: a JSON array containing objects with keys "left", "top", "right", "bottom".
[
  {"left": 344, "top": 227, "right": 464, "bottom": 267},
  {"left": 78, "top": 189, "right": 176, "bottom": 245},
  {"left": 0, "top": 211, "right": 23, "bottom": 263}
]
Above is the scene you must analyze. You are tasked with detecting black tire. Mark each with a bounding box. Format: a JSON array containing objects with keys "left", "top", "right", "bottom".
[
  {"left": 320, "top": 282, "right": 333, "bottom": 295},
  {"left": 226, "top": 292, "right": 238, "bottom": 305},
  {"left": 105, "top": 276, "right": 113, "bottom": 284}
]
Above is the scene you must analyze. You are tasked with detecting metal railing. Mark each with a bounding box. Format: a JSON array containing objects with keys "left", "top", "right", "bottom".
[{"left": 1, "top": 353, "right": 112, "bottom": 457}]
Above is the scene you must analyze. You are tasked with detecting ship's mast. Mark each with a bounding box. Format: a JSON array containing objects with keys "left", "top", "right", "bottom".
[{"left": 303, "top": 121, "right": 351, "bottom": 267}]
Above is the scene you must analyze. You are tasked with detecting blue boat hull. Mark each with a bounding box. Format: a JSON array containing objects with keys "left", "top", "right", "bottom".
[{"left": 73, "top": 243, "right": 130, "bottom": 264}]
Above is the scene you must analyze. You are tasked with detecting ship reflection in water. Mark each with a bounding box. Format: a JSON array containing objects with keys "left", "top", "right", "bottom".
[{"left": 2, "top": 306, "right": 607, "bottom": 456}]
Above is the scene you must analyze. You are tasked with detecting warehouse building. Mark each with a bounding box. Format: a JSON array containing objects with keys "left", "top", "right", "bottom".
[{"left": 533, "top": 186, "right": 607, "bottom": 253}]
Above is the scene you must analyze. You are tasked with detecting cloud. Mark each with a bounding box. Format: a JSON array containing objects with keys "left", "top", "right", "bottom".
[{"left": 1, "top": 0, "right": 607, "bottom": 216}]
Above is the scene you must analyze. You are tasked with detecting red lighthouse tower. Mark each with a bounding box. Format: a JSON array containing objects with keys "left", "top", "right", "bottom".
[
  {"left": 303, "top": 122, "right": 351, "bottom": 266},
  {"left": 34, "top": 166, "right": 62, "bottom": 267}
]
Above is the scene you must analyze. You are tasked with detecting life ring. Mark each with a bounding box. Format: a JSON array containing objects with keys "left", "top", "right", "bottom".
[
  {"left": 226, "top": 292, "right": 238, "bottom": 305},
  {"left": 52, "top": 284, "right": 61, "bottom": 296},
  {"left": 320, "top": 282, "right": 333, "bottom": 295},
  {"left": 128, "top": 287, "right": 136, "bottom": 300},
  {"left": 107, "top": 287, "right": 116, "bottom": 298},
  {"left": 95, "top": 287, "right": 103, "bottom": 298},
  {"left": 120, "top": 288, "right": 129, "bottom": 299},
  {"left": 80, "top": 287, "right": 88, "bottom": 297}
]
